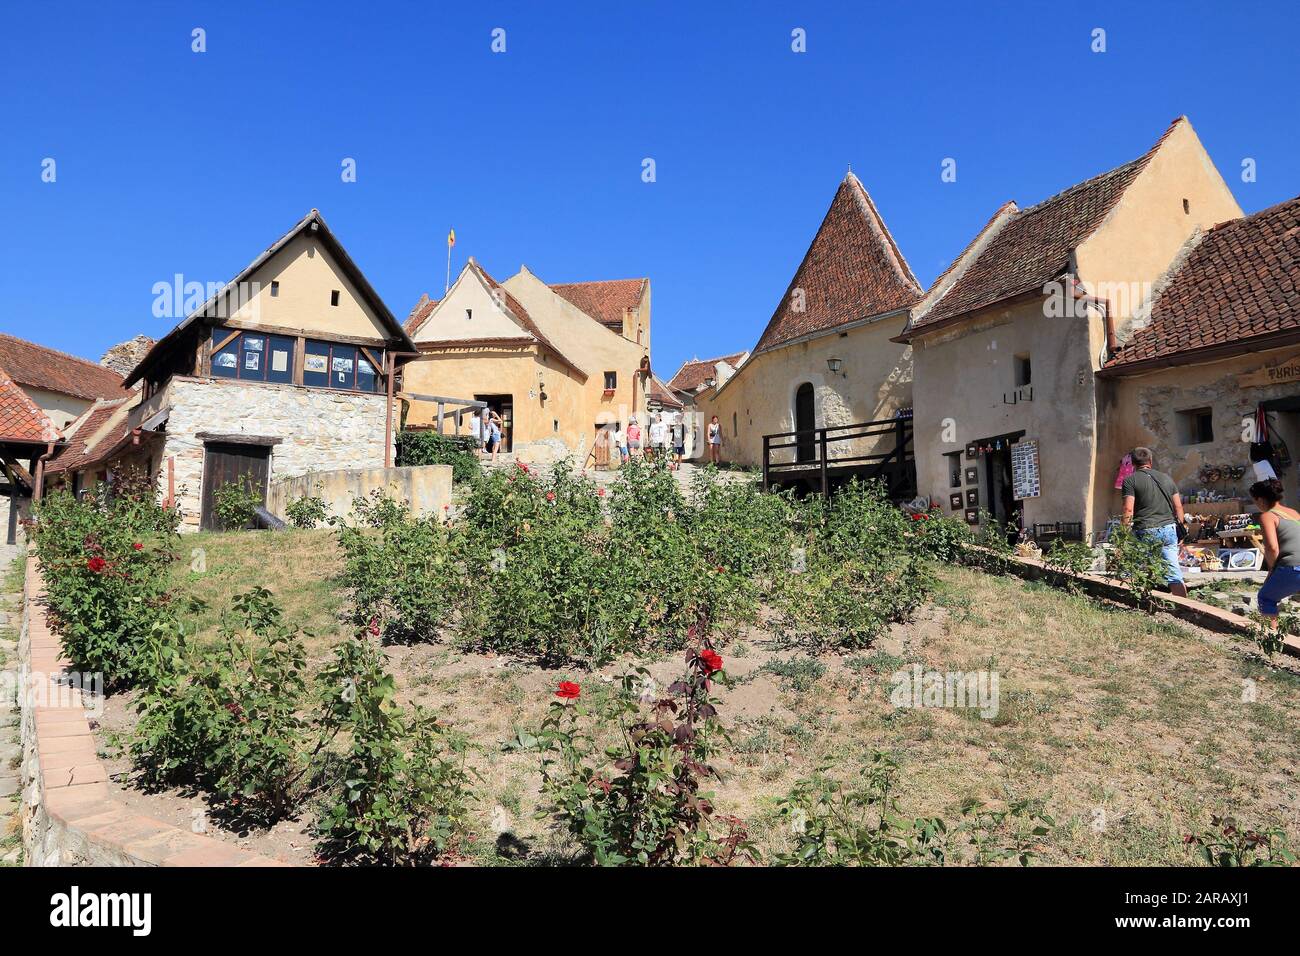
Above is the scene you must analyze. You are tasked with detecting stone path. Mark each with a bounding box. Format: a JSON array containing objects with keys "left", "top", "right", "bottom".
[{"left": 0, "top": 556, "right": 23, "bottom": 866}]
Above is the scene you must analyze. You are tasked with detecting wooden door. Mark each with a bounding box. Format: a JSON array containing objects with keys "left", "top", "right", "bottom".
[{"left": 200, "top": 442, "right": 271, "bottom": 531}]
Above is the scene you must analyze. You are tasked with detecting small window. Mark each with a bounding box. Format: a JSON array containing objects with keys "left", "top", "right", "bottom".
[
  {"left": 466, "top": 308, "right": 473, "bottom": 321},
  {"left": 330, "top": 290, "right": 340, "bottom": 307},
  {"left": 732, "top": 412, "right": 738, "bottom": 437},
  {"left": 1014, "top": 353, "right": 1032, "bottom": 388},
  {"left": 270, "top": 280, "right": 280, "bottom": 297},
  {"left": 603, "top": 371, "right": 617, "bottom": 390},
  {"left": 1176, "top": 407, "right": 1214, "bottom": 445},
  {"left": 1182, "top": 198, "right": 1190, "bottom": 215},
  {"left": 947, "top": 451, "right": 962, "bottom": 489},
  {"left": 553, "top": 419, "right": 559, "bottom": 433}
]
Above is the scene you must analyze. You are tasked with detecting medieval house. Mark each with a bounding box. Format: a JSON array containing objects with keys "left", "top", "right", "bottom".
[
  {"left": 698, "top": 171, "right": 921, "bottom": 483},
  {"left": 900, "top": 117, "right": 1243, "bottom": 535},
  {"left": 402, "top": 262, "right": 652, "bottom": 459},
  {"left": 114, "top": 209, "right": 416, "bottom": 531}
]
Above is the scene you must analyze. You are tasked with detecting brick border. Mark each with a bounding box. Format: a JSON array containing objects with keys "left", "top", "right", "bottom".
[{"left": 18, "top": 558, "right": 288, "bottom": 866}]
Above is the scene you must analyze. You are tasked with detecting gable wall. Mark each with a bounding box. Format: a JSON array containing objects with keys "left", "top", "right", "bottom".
[
  {"left": 1076, "top": 122, "right": 1243, "bottom": 349},
  {"left": 412, "top": 273, "right": 528, "bottom": 342},
  {"left": 213, "top": 233, "right": 393, "bottom": 341}
]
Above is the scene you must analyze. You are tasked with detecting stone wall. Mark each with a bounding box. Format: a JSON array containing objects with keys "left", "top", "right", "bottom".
[
  {"left": 267, "top": 463, "right": 452, "bottom": 525},
  {"left": 158, "top": 376, "right": 390, "bottom": 531}
]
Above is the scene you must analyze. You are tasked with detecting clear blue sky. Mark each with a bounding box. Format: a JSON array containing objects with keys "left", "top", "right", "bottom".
[{"left": 2, "top": 1, "right": 1297, "bottom": 378}]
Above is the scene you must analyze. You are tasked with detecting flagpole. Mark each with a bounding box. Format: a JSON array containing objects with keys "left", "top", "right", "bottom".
[{"left": 445, "top": 237, "right": 451, "bottom": 294}]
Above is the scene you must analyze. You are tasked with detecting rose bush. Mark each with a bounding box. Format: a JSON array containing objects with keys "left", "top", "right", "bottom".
[{"left": 33, "top": 470, "right": 180, "bottom": 688}]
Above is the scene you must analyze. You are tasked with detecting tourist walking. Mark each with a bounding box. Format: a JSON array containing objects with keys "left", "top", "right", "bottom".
[
  {"left": 1120, "top": 446, "right": 1187, "bottom": 597},
  {"left": 707, "top": 415, "right": 722, "bottom": 465},
  {"left": 671, "top": 415, "right": 685, "bottom": 470},
  {"left": 649, "top": 414, "right": 668, "bottom": 462},
  {"left": 1252, "top": 477, "right": 1300, "bottom": 624}
]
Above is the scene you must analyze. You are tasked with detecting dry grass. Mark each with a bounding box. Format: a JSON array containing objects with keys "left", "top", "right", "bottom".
[{"left": 162, "top": 530, "right": 1300, "bottom": 866}]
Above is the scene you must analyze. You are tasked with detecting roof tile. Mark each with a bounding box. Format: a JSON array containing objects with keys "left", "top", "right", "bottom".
[
  {"left": 753, "top": 173, "right": 921, "bottom": 354},
  {"left": 0, "top": 333, "right": 128, "bottom": 402},
  {"left": 1105, "top": 195, "right": 1300, "bottom": 368}
]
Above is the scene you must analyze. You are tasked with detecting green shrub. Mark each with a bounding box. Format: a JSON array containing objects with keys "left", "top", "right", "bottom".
[
  {"left": 1043, "top": 539, "right": 1097, "bottom": 592},
  {"left": 1103, "top": 524, "right": 1170, "bottom": 608},
  {"left": 527, "top": 649, "right": 751, "bottom": 866},
  {"left": 396, "top": 429, "right": 481, "bottom": 484},
  {"left": 336, "top": 491, "right": 457, "bottom": 644},
  {"left": 33, "top": 471, "right": 179, "bottom": 688},
  {"left": 285, "top": 494, "right": 329, "bottom": 529},
  {"left": 774, "top": 480, "right": 931, "bottom": 650},
  {"left": 213, "top": 476, "right": 262, "bottom": 530},
  {"left": 315, "top": 637, "right": 473, "bottom": 864},
  {"left": 130, "top": 587, "right": 312, "bottom": 821},
  {"left": 774, "top": 752, "right": 1053, "bottom": 866},
  {"left": 904, "top": 509, "right": 970, "bottom": 563}
]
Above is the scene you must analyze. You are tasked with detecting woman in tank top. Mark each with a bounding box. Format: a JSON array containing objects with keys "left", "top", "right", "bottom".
[{"left": 1252, "top": 478, "right": 1300, "bottom": 623}]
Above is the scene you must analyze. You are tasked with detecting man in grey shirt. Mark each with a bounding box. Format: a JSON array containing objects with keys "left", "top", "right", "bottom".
[{"left": 1121, "top": 446, "right": 1187, "bottom": 597}]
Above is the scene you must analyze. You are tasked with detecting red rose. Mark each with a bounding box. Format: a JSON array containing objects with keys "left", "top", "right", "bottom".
[
  {"left": 86, "top": 557, "right": 107, "bottom": 573},
  {"left": 699, "top": 649, "right": 723, "bottom": 673},
  {"left": 132, "top": 542, "right": 144, "bottom": 551},
  {"left": 546, "top": 491, "right": 556, "bottom": 502},
  {"left": 598, "top": 488, "right": 606, "bottom": 497},
  {"left": 556, "top": 681, "right": 581, "bottom": 700},
  {"left": 516, "top": 462, "right": 530, "bottom": 473},
  {"left": 368, "top": 618, "right": 381, "bottom": 637}
]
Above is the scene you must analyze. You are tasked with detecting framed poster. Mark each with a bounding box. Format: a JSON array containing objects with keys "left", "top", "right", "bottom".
[
  {"left": 949, "top": 492, "right": 963, "bottom": 510},
  {"left": 964, "top": 466, "right": 979, "bottom": 485},
  {"left": 964, "top": 509, "right": 979, "bottom": 525},
  {"left": 1011, "top": 439, "right": 1042, "bottom": 500},
  {"left": 965, "top": 442, "right": 978, "bottom": 460},
  {"left": 965, "top": 488, "right": 979, "bottom": 508}
]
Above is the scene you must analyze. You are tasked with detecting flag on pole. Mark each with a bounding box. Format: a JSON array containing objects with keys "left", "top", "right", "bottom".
[{"left": 448, "top": 228, "right": 455, "bottom": 248}]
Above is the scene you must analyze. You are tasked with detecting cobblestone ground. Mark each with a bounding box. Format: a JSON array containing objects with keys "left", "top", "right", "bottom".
[{"left": 0, "top": 555, "right": 23, "bottom": 866}]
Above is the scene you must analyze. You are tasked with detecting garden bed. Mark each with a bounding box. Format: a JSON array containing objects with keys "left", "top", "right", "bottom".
[
  {"left": 87, "top": 535, "right": 1300, "bottom": 865},
  {"left": 32, "top": 465, "right": 1300, "bottom": 866}
]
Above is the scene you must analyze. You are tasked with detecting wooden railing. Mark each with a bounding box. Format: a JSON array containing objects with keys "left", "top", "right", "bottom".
[{"left": 762, "top": 416, "right": 914, "bottom": 499}]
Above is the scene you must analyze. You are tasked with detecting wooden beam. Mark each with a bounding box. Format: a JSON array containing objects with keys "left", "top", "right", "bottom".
[{"left": 1, "top": 457, "right": 34, "bottom": 488}]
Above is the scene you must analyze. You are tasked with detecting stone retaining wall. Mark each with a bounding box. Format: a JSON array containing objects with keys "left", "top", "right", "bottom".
[
  {"left": 267, "top": 463, "right": 452, "bottom": 525},
  {"left": 18, "top": 559, "right": 285, "bottom": 866}
]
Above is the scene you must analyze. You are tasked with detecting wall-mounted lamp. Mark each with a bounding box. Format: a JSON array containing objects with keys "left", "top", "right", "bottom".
[{"left": 826, "top": 357, "right": 844, "bottom": 374}]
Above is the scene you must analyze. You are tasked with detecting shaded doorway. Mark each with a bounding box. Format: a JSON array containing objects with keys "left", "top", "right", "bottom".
[
  {"left": 476, "top": 394, "right": 514, "bottom": 453},
  {"left": 200, "top": 441, "right": 271, "bottom": 531},
  {"left": 794, "top": 382, "right": 815, "bottom": 463}
]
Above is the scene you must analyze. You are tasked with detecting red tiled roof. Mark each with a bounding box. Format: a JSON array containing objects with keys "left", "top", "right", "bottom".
[
  {"left": 0, "top": 332, "right": 128, "bottom": 402},
  {"left": 0, "top": 368, "right": 60, "bottom": 445},
  {"left": 404, "top": 294, "right": 440, "bottom": 336},
  {"left": 648, "top": 374, "right": 683, "bottom": 409},
  {"left": 909, "top": 118, "right": 1185, "bottom": 334},
  {"left": 667, "top": 352, "right": 748, "bottom": 393},
  {"left": 753, "top": 172, "right": 921, "bottom": 354},
  {"left": 1104, "top": 195, "right": 1300, "bottom": 370},
  {"left": 549, "top": 279, "right": 647, "bottom": 332},
  {"left": 45, "top": 397, "right": 135, "bottom": 475}
]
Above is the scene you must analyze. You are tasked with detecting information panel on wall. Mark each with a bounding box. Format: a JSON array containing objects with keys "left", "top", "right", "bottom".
[{"left": 1011, "top": 439, "right": 1041, "bottom": 501}]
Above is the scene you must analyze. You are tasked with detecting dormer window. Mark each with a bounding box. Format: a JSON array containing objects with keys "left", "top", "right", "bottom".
[
  {"left": 330, "top": 290, "right": 340, "bottom": 306},
  {"left": 270, "top": 281, "right": 280, "bottom": 297}
]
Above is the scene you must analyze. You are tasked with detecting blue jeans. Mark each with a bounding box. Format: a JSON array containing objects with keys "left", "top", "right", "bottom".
[
  {"left": 1137, "top": 523, "right": 1183, "bottom": 585},
  {"left": 1257, "top": 565, "right": 1300, "bottom": 615}
]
